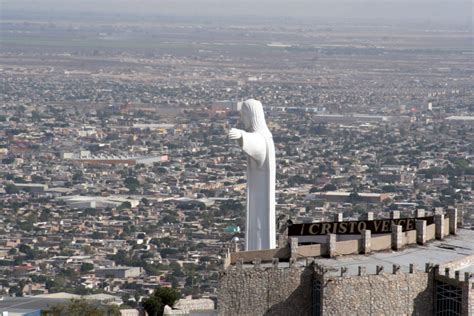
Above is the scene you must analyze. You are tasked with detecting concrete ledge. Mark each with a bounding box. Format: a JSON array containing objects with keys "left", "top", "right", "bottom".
[
  {"left": 447, "top": 208, "right": 458, "bottom": 235},
  {"left": 230, "top": 247, "right": 290, "bottom": 264},
  {"left": 435, "top": 214, "right": 444, "bottom": 240},
  {"left": 336, "top": 239, "right": 359, "bottom": 256},
  {"left": 361, "top": 230, "right": 371, "bottom": 254},
  {"left": 227, "top": 213, "right": 455, "bottom": 265},
  {"left": 443, "top": 217, "right": 449, "bottom": 237},
  {"left": 371, "top": 235, "right": 391, "bottom": 251},
  {"left": 405, "top": 229, "right": 417, "bottom": 244},
  {"left": 297, "top": 244, "right": 322, "bottom": 257},
  {"left": 426, "top": 223, "right": 435, "bottom": 240},
  {"left": 416, "top": 220, "right": 427, "bottom": 245}
]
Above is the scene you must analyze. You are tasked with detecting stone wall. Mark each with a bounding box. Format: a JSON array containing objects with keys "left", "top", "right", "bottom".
[
  {"left": 218, "top": 265, "right": 312, "bottom": 316},
  {"left": 469, "top": 282, "right": 474, "bottom": 316},
  {"left": 321, "top": 271, "right": 434, "bottom": 316},
  {"left": 218, "top": 263, "right": 438, "bottom": 316},
  {"left": 461, "top": 280, "right": 472, "bottom": 316},
  {"left": 440, "top": 254, "right": 474, "bottom": 271}
]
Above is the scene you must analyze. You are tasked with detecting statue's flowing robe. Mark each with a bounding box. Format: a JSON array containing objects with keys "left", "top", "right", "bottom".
[{"left": 241, "top": 130, "right": 276, "bottom": 250}]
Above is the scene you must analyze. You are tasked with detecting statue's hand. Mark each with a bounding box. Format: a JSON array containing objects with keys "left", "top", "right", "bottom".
[{"left": 228, "top": 128, "right": 243, "bottom": 140}]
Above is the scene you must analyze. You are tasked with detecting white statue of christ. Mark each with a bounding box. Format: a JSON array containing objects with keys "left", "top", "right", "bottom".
[{"left": 228, "top": 99, "right": 276, "bottom": 251}]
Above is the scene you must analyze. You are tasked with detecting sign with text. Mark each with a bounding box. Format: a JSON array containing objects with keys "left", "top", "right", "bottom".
[{"left": 288, "top": 216, "right": 434, "bottom": 236}]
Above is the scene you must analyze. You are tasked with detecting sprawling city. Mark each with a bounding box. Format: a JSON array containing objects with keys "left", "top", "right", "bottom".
[{"left": 0, "top": 0, "right": 473, "bottom": 315}]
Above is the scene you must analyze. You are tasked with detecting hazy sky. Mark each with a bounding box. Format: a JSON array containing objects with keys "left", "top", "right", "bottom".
[{"left": 2, "top": 0, "right": 472, "bottom": 26}]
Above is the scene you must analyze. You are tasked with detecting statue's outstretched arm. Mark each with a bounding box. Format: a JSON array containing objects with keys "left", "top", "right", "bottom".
[{"left": 228, "top": 128, "right": 266, "bottom": 167}]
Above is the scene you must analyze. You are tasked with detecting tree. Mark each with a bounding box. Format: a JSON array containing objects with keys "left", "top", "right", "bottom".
[
  {"left": 72, "top": 171, "right": 84, "bottom": 182},
  {"left": 287, "top": 175, "right": 308, "bottom": 186},
  {"left": 31, "top": 174, "right": 45, "bottom": 183},
  {"left": 81, "top": 262, "right": 94, "bottom": 273},
  {"left": 156, "top": 287, "right": 180, "bottom": 309},
  {"left": 124, "top": 177, "right": 140, "bottom": 193},
  {"left": 160, "top": 248, "right": 179, "bottom": 258},
  {"left": 31, "top": 110, "right": 42, "bottom": 121},
  {"left": 39, "top": 209, "right": 51, "bottom": 222},
  {"left": 347, "top": 192, "right": 362, "bottom": 203},
  {"left": 170, "top": 262, "right": 185, "bottom": 277},
  {"left": 111, "top": 249, "right": 129, "bottom": 266},
  {"left": 48, "top": 299, "right": 120, "bottom": 316},
  {"left": 142, "top": 295, "right": 163, "bottom": 316},
  {"left": 119, "top": 201, "right": 132, "bottom": 210},
  {"left": 9, "top": 285, "right": 22, "bottom": 297},
  {"left": 82, "top": 245, "right": 95, "bottom": 255},
  {"left": 14, "top": 257, "right": 24, "bottom": 266},
  {"left": 18, "top": 244, "right": 37, "bottom": 260},
  {"left": 2, "top": 157, "right": 15, "bottom": 165},
  {"left": 352, "top": 204, "right": 366, "bottom": 213},
  {"left": 321, "top": 183, "right": 337, "bottom": 192},
  {"left": 59, "top": 267, "right": 79, "bottom": 282},
  {"left": 4, "top": 183, "right": 19, "bottom": 194},
  {"left": 45, "top": 275, "right": 65, "bottom": 291},
  {"left": 84, "top": 208, "right": 98, "bottom": 216},
  {"left": 219, "top": 200, "right": 244, "bottom": 217},
  {"left": 309, "top": 186, "right": 319, "bottom": 193},
  {"left": 91, "top": 231, "right": 103, "bottom": 240},
  {"left": 142, "top": 287, "right": 180, "bottom": 316},
  {"left": 121, "top": 293, "right": 137, "bottom": 308},
  {"left": 382, "top": 185, "right": 396, "bottom": 193}
]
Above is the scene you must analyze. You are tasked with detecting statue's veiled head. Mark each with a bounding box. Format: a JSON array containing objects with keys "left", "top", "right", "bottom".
[{"left": 241, "top": 99, "right": 271, "bottom": 136}]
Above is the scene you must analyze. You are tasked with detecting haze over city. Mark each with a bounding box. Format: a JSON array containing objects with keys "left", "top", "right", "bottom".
[{"left": 3, "top": 0, "right": 472, "bottom": 24}]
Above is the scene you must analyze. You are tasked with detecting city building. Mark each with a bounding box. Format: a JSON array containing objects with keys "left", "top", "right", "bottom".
[{"left": 95, "top": 267, "right": 142, "bottom": 278}]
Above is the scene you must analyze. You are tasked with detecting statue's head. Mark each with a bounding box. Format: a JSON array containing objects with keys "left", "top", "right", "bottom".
[{"left": 241, "top": 99, "right": 271, "bottom": 136}]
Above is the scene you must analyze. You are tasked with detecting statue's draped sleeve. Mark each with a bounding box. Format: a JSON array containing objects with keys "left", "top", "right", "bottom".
[{"left": 240, "top": 131, "right": 267, "bottom": 167}]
